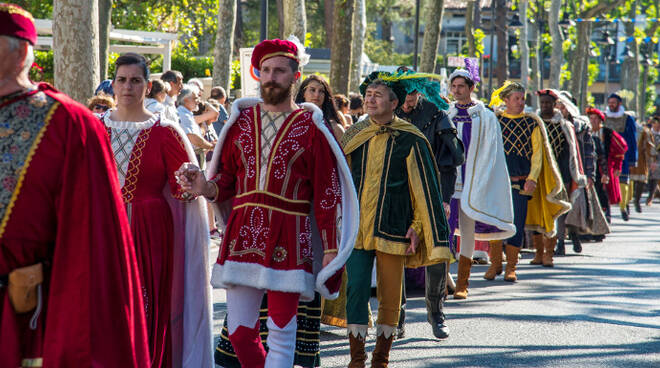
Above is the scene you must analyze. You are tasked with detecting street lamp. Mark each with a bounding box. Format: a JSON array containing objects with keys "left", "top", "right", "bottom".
[
  {"left": 509, "top": 14, "right": 524, "bottom": 29},
  {"left": 558, "top": 0, "right": 575, "bottom": 28},
  {"left": 597, "top": 25, "right": 616, "bottom": 98},
  {"left": 620, "top": 44, "right": 634, "bottom": 59},
  {"left": 599, "top": 31, "right": 615, "bottom": 46}
]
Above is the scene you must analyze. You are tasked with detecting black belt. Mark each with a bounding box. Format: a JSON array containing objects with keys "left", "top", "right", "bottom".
[{"left": 0, "top": 274, "right": 7, "bottom": 288}]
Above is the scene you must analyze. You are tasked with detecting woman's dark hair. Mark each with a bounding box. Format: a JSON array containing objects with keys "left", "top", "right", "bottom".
[
  {"left": 114, "top": 52, "right": 149, "bottom": 80},
  {"left": 349, "top": 93, "right": 364, "bottom": 110},
  {"left": 295, "top": 75, "right": 341, "bottom": 125},
  {"left": 334, "top": 94, "right": 349, "bottom": 109},
  {"left": 148, "top": 79, "right": 168, "bottom": 98}
]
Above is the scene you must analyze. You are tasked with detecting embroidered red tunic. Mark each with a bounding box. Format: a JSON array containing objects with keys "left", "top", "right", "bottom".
[
  {"left": 209, "top": 104, "right": 343, "bottom": 301},
  {"left": 0, "top": 84, "right": 149, "bottom": 367}
]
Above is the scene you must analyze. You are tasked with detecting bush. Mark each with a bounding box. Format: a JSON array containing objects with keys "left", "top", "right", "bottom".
[{"left": 31, "top": 50, "right": 54, "bottom": 84}]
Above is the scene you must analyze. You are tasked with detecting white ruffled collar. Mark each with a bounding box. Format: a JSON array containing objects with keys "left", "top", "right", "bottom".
[
  {"left": 103, "top": 110, "right": 159, "bottom": 130},
  {"left": 605, "top": 105, "right": 625, "bottom": 118}
]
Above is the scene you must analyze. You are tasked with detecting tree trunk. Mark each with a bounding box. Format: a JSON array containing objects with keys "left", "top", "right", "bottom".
[
  {"left": 420, "top": 0, "right": 445, "bottom": 73},
  {"left": 234, "top": 0, "right": 243, "bottom": 53},
  {"left": 620, "top": 0, "right": 640, "bottom": 113},
  {"left": 324, "top": 0, "right": 334, "bottom": 48},
  {"left": 548, "top": 0, "right": 563, "bottom": 89},
  {"left": 53, "top": 0, "right": 100, "bottom": 103},
  {"left": 213, "top": 0, "right": 237, "bottom": 92},
  {"left": 568, "top": 20, "right": 590, "bottom": 110},
  {"left": 349, "top": 0, "right": 366, "bottom": 91},
  {"left": 277, "top": 0, "right": 285, "bottom": 38},
  {"left": 98, "top": 0, "right": 112, "bottom": 81},
  {"left": 519, "top": 0, "right": 529, "bottom": 91},
  {"left": 382, "top": 17, "right": 393, "bottom": 44},
  {"left": 283, "top": 0, "right": 306, "bottom": 42},
  {"left": 494, "top": 0, "right": 508, "bottom": 86},
  {"left": 465, "top": 0, "right": 476, "bottom": 57},
  {"left": 329, "top": 0, "right": 354, "bottom": 95}
]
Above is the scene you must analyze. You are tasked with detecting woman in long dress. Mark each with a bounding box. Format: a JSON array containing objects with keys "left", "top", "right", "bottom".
[{"left": 103, "top": 53, "right": 213, "bottom": 367}]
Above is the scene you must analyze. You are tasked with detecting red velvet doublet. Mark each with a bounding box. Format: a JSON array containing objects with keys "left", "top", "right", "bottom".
[{"left": 210, "top": 105, "right": 342, "bottom": 299}]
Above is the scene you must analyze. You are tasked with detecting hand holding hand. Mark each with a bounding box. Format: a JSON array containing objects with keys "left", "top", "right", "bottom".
[
  {"left": 405, "top": 227, "right": 420, "bottom": 255},
  {"left": 322, "top": 253, "right": 337, "bottom": 268},
  {"left": 175, "top": 163, "right": 211, "bottom": 197},
  {"left": 602, "top": 175, "right": 610, "bottom": 184}
]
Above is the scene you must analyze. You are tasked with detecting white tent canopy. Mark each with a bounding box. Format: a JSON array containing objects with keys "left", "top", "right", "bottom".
[{"left": 34, "top": 19, "right": 178, "bottom": 72}]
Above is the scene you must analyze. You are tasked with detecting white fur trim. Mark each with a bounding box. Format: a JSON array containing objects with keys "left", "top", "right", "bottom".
[{"left": 212, "top": 261, "right": 316, "bottom": 301}]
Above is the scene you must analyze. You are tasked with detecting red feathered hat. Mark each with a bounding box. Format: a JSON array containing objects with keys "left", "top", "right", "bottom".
[
  {"left": 586, "top": 107, "right": 605, "bottom": 122},
  {"left": 0, "top": 3, "right": 36, "bottom": 45},
  {"left": 251, "top": 38, "right": 299, "bottom": 71}
]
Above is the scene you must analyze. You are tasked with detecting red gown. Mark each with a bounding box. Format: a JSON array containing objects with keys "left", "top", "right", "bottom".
[
  {"left": 603, "top": 130, "right": 628, "bottom": 204},
  {"left": 0, "top": 84, "right": 149, "bottom": 367},
  {"left": 104, "top": 115, "right": 192, "bottom": 367},
  {"left": 208, "top": 103, "right": 345, "bottom": 301}
]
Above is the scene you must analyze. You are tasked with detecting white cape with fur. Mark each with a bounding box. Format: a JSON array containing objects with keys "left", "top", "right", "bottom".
[
  {"left": 447, "top": 101, "right": 515, "bottom": 240},
  {"left": 206, "top": 97, "right": 358, "bottom": 301}
]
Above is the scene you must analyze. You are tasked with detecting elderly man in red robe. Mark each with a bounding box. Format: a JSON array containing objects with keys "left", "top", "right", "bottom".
[
  {"left": 0, "top": 4, "right": 149, "bottom": 367},
  {"left": 177, "top": 37, "right": 359, "bottom": 367}
]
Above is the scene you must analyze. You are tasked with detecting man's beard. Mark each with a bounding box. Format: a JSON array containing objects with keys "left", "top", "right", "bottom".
[{"left": 260, "top": 81, "right": 294, "bottom": 105}]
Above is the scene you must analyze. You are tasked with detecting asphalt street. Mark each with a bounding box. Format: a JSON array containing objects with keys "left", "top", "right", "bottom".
[{"left": 212, "top": 204, "right": 660, "bottom": 367}]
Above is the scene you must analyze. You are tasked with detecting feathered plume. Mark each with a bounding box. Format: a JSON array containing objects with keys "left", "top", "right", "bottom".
[
  {"left": 287, "top": 35, "right": 310, "bottom": 67},
  {"left": 464, "top": 58, "right": 481, "bottom": 84}
]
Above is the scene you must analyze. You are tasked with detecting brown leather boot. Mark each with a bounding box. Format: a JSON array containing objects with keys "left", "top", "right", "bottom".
[
  {"left": 371, "top": 332, "right": 394, "bottom": 368},
  {"left": 530, "top": 233, "right": 544, "bottom": 265},
  {"left": 504, "top": 245, "right": 520, "bottom": 282},
  {"left": 484, "top": 241, "right": 503, "bottom": 280},
  {"left": 543, "top": 236, "right": 556, "bottom": 267},
  {"left": 348, "top": 332, "right": 367, "bottom": 368},
  {"left": 454, "top": 255, "right": 472, "bottom": 299}
]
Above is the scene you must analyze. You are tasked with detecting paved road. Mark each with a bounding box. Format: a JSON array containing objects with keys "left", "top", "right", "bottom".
[{"left": 212, "top": 204, "right": 660, "bottom": 367}]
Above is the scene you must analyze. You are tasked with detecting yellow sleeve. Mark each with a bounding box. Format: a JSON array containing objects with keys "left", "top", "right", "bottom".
[
  {"left": 528, "top": 126, "right": 543, "bottom": 182},
  {"left": 407, "top": 148, "right": 424, "bottom": 238}
]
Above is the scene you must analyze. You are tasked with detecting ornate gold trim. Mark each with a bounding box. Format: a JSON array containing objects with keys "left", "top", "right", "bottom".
[
  {"left": 232, "top": 202, "right": 308, "bottom": 217},
  {"left": 0, "top": 102, "right": 58, "bottom": 239},
  {"left": 235, "top": 190, "right": 311, "bottom": 204},
  {"left": 0, "top": 4, "right": 34, "bottom": 20},
  {"left": 264, "top": 110, "right": 305, "bottom": 189}
]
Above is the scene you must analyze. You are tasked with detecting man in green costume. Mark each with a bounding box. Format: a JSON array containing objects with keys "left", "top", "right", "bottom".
[{"left": 341, "top": 72, "right": 451, "bottom": 368}]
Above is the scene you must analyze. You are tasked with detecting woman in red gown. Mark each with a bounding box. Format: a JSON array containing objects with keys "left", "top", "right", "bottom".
[{"left": 102, "top": 53, "right": 213, "bottom": 367}]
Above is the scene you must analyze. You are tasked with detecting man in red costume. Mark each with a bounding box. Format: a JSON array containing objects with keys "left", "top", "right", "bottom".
[
  {"left": 0, "top": 4, "right": 149, "bottom": 367},
  {"left": 176, "top": 37, "right": 358, "bottom": 367}
]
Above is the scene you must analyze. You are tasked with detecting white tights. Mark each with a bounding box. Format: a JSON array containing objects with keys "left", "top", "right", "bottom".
[{"left": 458, "top": 207, "right": 476, "bottom": 259}]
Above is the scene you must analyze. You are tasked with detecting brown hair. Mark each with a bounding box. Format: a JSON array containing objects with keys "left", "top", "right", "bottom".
[{"left": 87, "top": 94, "right": 115, "bottom": 111}]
